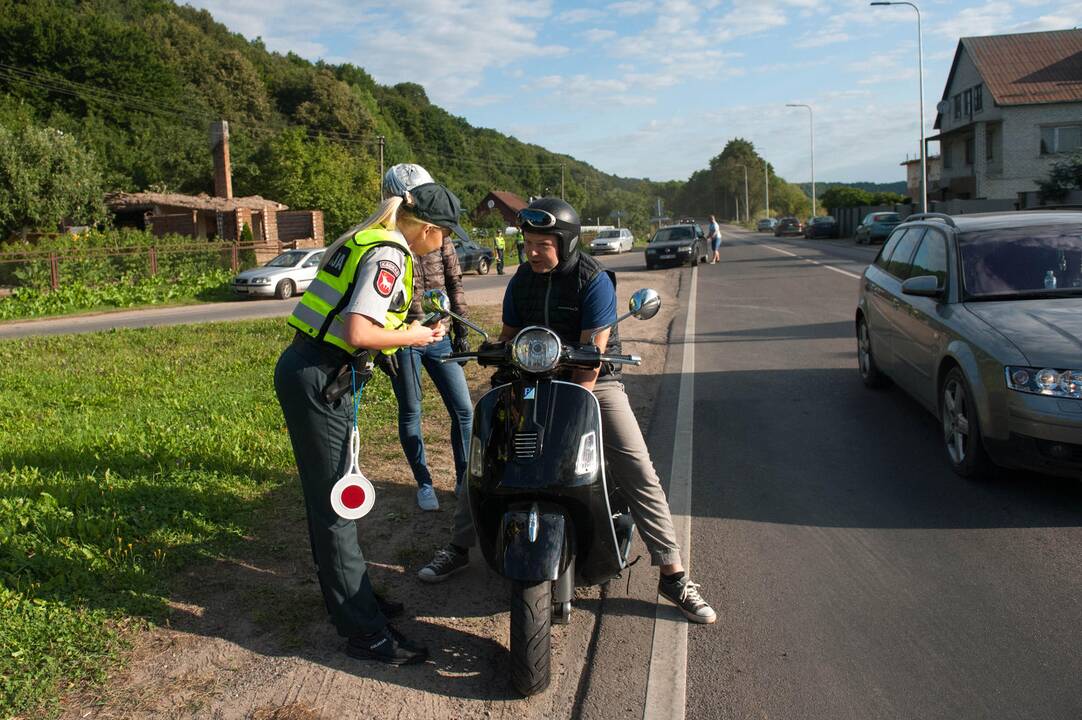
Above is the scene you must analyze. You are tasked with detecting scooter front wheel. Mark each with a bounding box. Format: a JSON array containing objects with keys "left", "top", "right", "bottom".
[{"left": 510, "top": 580, "right": 552, "bottom": 696}]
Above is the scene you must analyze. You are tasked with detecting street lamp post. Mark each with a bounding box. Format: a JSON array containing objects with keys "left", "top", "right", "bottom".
[
  {"left": 736, "top": 164, "right": 750, "bottom": 222},
  {"left": 871, "top": 0, "right": 927, "bottom": 213},
  {"left": 786, "top": 103, "right": 815, "bottom": 218}
]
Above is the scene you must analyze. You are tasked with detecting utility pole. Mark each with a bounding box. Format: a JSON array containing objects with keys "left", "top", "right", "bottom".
[
  {"left": 764, "top": 163, "right": 770, "bottom": 218},
  {"left": 738, "top": 164, "right": 750, "bottom": 222},
  {"left": 786, "top": 104, "right": 816, "bottom": 218},
  {"left": 378, "top": 136, "right": 386, "bottom": 201}
]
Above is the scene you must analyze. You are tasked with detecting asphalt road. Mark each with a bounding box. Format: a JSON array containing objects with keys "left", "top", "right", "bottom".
[
  {"left": 0, "top": 253, "right": 653, "bottom": 339},
  {"left": 581, "top": 227, "right": 1082, "bottom": 719}
]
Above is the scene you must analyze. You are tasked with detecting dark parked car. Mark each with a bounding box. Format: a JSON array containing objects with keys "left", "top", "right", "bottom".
[
  {"left": 854, "top": 212, "right": 902, "bottom": 244},
  {"left": 804, "top": 215, "right": 838, "bottom": 239},
  {"left": 774, "top": 217, "right": 803, "bottom": 236},
  {"left": 757, "top": 218, "right": 778, "bottom": 233},
  {"left": 855, "top": 211, "right": 1082, "bottom": 479},
  {"left": 453, "top": 238, "right": 493, "bottom": 275},
  {"left": 644, "top": 224, "right": 709, "bottom": 269}
]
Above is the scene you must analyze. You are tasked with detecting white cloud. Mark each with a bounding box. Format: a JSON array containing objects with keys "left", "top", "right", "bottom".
[
  {"left": 556, "top": 8, "right": 604, "bottom": 22},
  {"left": 794, "top": 32, "right": 850, "bottom": 48},
  {"left": 583, "top": 28, "right": 619, "bottom": 42},
  {"left": 607, "top": 0, "right": 653, "bottom": 15}
]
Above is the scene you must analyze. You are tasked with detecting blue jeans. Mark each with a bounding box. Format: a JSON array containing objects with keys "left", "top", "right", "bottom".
[{"left": 390, "top": 336, "right": 473, "bottom": 489}]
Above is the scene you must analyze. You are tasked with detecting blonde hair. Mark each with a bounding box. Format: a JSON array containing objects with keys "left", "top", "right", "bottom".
[{"left": 318, "top": 195, "right": 426, "bottom": 271}]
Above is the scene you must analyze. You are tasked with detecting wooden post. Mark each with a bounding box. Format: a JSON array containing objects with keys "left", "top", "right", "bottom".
[
  {"left": 231, "top": 243, "right": 239, "bottom": 272},
  {"left": 49, "top": 252, "right": 59, "bottom": 290},
  {"left": 148, "top": 246, "right": 158, "bottom": 276}
]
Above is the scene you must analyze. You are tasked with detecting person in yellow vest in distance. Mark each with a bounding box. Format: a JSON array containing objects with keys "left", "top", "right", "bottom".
[
  {"left": 274, "top": 182, "right": 469, "bottom": 666},
  {"left": 494, "top": 229, "right": 506, "bottom": 275}
]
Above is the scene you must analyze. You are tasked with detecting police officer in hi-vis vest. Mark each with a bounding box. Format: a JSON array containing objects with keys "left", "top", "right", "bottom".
[{"left": 274, "top": 182, "right": 469, "bottom": 665}]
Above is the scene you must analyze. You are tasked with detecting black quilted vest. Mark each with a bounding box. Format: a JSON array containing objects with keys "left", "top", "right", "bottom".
[{"left": 509, "top": 253, "right": 623, "bottom": 379}]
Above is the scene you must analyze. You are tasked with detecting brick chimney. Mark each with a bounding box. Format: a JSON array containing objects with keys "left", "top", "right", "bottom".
[{"left": 209, "top": 120, "right": 233, "bottom": 200}]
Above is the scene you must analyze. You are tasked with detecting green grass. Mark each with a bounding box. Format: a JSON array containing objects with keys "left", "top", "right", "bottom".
[{"left": 0, "top": 319, "right": 411, "bottom": 718}]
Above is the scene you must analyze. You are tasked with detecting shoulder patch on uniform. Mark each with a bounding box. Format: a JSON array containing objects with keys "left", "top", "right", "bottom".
[
  {"left": 373, "top": 259, "right": 401, "bottom": 297},
  {"left": 324, "top": 245, "right": 351, "bottom": 277}
]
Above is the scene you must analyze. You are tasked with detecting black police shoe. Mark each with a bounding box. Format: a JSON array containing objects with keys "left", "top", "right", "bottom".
[{"left": 346, "top": 624, "right": 428, "bottom": 665}]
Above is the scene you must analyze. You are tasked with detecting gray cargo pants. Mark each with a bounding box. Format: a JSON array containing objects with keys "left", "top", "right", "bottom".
[{"left": 451, "top": 379, "right": 682, "bottom": 567}]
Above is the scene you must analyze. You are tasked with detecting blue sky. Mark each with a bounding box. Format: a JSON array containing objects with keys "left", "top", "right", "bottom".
[{"left": 188, "top": 0, "right": 1081, "bottom": 184}]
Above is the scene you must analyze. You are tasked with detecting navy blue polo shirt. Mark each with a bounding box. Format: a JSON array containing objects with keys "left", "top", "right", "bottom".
[{"left": 503, "top": 270, "right": 618, "bottom": 333}]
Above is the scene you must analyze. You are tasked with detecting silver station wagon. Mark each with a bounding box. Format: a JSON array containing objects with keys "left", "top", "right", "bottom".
[
  {"left": 855, "top": 211, "right": 1082, "bottom": 480},
  {"left": 232, "top": 249, "right": 324, "bottom": 300}
]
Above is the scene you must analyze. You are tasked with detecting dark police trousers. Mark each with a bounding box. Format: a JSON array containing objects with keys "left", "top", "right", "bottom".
[{"left": 274, "top": 337, "right": 385, "bottom": 638}]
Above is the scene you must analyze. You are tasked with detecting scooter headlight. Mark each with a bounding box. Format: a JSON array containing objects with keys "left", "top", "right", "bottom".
[{"left": 511, "top": 326, "right": 561, "bottom": 374}]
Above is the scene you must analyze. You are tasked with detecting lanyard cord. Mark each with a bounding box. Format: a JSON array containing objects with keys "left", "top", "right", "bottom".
[{"left": 351, "top": 364, "right": 365, "bottom": 430}]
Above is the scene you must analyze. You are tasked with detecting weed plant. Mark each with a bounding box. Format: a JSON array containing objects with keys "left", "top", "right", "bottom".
[{"left": 0, "top": 319, "right": 407, "bottom": 717}]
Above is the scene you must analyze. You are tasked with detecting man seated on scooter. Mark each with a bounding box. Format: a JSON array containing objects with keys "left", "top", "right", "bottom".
[{"left": 418, "top": 197, "right": 716, "bottom": 624}]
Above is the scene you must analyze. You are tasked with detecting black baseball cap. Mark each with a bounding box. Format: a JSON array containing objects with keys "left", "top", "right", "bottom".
[{"left": 407, "top": 183, "right": 469, "bottom": 241}]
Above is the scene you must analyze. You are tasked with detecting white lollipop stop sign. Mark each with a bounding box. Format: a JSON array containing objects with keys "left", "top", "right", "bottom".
[{"left": 330, "top": 428, "right": 375, "bottom": 520}]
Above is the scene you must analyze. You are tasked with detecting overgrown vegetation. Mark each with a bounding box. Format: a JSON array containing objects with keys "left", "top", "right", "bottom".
[
  {"left": 0, "top": 319, "right": 418, "bottom": 717},
  {"left": 1037, "top": 150, "right": 1082, "bottom": 202}
]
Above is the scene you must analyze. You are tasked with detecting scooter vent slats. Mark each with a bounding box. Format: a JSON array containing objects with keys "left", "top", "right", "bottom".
[{"left": 513, "top": 432, "right": 539, "bottom": 460}]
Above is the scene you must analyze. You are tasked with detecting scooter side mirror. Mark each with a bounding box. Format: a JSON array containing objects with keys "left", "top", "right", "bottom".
[
  {"left": 589, "top": 288, "right": 662, "bottom": 342},
  {"left": 421, "top": 287, "right": 490, "bottom": 342},
  {"left": 422, "top": 289, "right": 451, "bottom": 316},
  {"left": 628, "top": 288, "right": 661, "bottom": 320}
]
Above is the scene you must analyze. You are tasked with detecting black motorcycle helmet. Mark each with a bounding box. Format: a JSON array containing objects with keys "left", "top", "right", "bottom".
[{"left": 517, "top": 197, "right": 581, "bottom": 264}]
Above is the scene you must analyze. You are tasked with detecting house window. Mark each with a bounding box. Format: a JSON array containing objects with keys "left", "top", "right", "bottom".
[
  {"left": 965, "top": 136, "right": 974, "bottom": 165},
  {"left": 953, "top": 94, "right": 961, "bottom": 120},
  {"left": 974, "top": 84, "right": 983, "bottom": 112},
  {"left": 943, "top": 141, "right": 953, "bottom": 169},
  {"left": 986, "top": 126, "right": 996, "bottom": 161},
  {"left": 1041, "top": 125, "right": 1082, "bottom": 154},
  {"left": 964, "top": 89, "right": 972, "bottom": 117}
]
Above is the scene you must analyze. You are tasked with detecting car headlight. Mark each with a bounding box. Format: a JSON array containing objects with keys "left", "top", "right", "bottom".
[
  {"left": 250, "top": 277, "right": 271, "bottom": 285},
  {"left": 511, "top": 326, "right": 561, "bottom": 373},
  {"left": 1006, "top": 366, "right": 1082, "bottom": 399},
  {"left": 678, "top": 246, "right": 692, "bottom": 253}
]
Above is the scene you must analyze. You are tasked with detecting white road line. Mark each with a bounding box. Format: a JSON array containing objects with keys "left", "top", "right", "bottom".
[
  {"left": 642, "top": 265, "right": 697, "bottom": 720},
  {"left": 762, "top": 243, "right": 863, "bottom": 279}
]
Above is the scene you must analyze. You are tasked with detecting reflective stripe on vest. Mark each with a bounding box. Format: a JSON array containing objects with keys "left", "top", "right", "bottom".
[{"left": 287, "top": 228, "right": 414, "bottom": 355}]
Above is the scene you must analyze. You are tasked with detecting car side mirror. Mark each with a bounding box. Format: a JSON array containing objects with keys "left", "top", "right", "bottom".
[{"left": 901, "top": 275, "right": 943, "bottom": 298}]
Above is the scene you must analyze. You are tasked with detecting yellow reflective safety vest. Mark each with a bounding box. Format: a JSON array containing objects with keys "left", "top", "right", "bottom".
[
  {"left": 494, "top": 234, "right": 505, "bottom": 251},
  {"left": 287, "top": 227, "right": 414, "bottom": 356}
]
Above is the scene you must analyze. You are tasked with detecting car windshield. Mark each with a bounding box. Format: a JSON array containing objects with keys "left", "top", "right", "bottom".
[
  {"left": 652, "top": 227, "right": 694, "bottom": 242},
  {"left": 815, "top": 216, "right": 835, "bottom": 224},
  {"left": 597, "top": 230, "right": 620, "bottom": 238},
  {"left": 266, "top": 251, "right": 307, "bottom": 267},
  {"left": 874, "top": 213, "right": 900, "bottom": 223},
  {"left": 960, "top": 226, "right": 1082, "bottom": 299}
]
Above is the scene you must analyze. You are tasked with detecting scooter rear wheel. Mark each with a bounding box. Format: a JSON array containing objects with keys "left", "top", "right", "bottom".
[{"left": 510, "top": 580, "right": 551, "bottom": 696}]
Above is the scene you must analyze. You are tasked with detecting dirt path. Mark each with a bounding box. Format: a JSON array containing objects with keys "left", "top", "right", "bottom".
[{"left": 60, "top": 263, "right": 682, "bottom": 720}]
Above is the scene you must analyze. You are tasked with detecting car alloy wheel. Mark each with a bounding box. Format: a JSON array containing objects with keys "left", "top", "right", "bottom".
[
  {"left": 940, "top": 368, "right": 991, "bottom": 479},
  {"left": 477, "top": 257, "right": 490, "bottom": 275},
  {"left": 857, "top": 318, "right": 886, "bottom": 388},
  {"left": 275, "top": 279, "right": 295, "bottom": 300}
]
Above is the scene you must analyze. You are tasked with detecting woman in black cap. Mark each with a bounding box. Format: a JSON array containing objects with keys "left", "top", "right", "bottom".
[{"left": 274, "top": 182, "right": 468, "bottom": 665}]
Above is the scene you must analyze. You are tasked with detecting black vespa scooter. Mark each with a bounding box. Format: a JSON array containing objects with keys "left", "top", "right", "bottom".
[{"left": 422, "top": 287, "right": 662, "bottom": 696}]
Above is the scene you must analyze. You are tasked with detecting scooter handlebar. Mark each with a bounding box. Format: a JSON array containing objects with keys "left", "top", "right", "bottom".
[{"left": 597, "top": 353, "right": 641, "bottom": 366}]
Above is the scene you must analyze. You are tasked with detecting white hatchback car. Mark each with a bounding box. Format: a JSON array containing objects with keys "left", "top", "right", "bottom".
[
  {"left": 590, "top": 228, "right": 635, "bottom": 254},
  {"left": 232, "top": 249, "right": 324, "bottom": 299}
]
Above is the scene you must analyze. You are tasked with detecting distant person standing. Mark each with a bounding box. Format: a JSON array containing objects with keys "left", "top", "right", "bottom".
[
  {"left": 515, "top": 229, "right": 525, "bottom": 264},
  {"left": 494, "top": 230, "right": 506, "bottom": 275},
  {"left": 708, "top": 215, "right": 722, "bottom": 264}
]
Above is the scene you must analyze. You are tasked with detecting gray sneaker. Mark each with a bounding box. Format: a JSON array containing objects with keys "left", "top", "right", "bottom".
[
  {"left": 417, "top": 546, "right": 469, "bottom": 583},
  {"left": 658, "top": 575, "right": 716, "bottom": 624}
]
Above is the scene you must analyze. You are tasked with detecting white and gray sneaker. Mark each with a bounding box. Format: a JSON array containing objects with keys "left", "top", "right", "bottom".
[
  {"left": 417, "top": 545, "right": 469, "bottom": 583},
  {"left": 658, "top": 575, "right": 716, "bottom": 624},
  {"left": 416, "top": 485, "right": 439, "bottom": 511}
]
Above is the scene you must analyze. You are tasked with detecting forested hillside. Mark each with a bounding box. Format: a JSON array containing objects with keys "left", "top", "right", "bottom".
[{"left": 0, "top": 0, "right": 825, "bottom": 239}]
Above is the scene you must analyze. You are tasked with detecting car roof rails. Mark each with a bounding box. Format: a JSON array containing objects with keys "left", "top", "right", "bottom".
[
  {"left": 903, "top": 212, "right": 956, "bottom": 227},
  {"left": 1022, "top": 204, "right": 1082, "bottom": 211}
]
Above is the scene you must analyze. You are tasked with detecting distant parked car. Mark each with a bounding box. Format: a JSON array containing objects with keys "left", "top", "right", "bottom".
[
  {"left": 855, "top": 212, "right": 902, "bottom": 244},
  {"left": 855, "top": 210, "right": 1082, "bottom": 479},
  {"left": 232, "top": 248, "right": 324, "bottom": 300},
  {"left": 757, "top": 218, "right": 778, "bottom": 233},
  {"left": 774, "top": 217, "right": 803, "bottom": 236},
  {"left": 453, "top": 238, "right": 493, "bottom": 275},
  {"left": 805, "top": 216, "right": 839, "bottom": 239},
  {"left": 590, "top": 228, "right": 635, "bottom": 254},
  {"left": 644, "top": 224, "right": 709, "bottom": 269}
]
